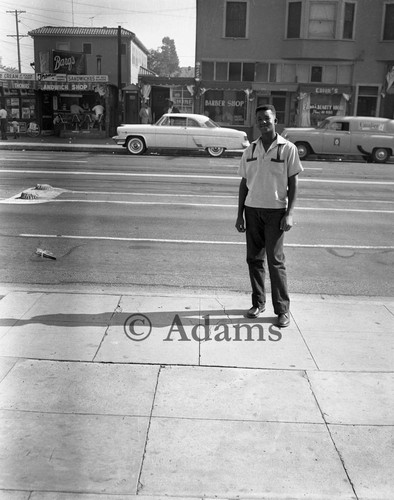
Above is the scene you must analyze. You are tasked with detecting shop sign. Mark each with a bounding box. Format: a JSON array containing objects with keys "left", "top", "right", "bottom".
[
  {"left": 37, "top": 73, "right": 67, "bottom": 82},
  {"left": 12, "top": 82, "right": 34, "bottom": 89},
  {"left": 52, "top": 50, "right": 86, "bottom": 75},
  {"left": 41, "top": 84, "right": 70, "bottom": 91},
  {"left": 0, "top": 73, "right": 35, "bottom": 80},
  {"left": 315, "top": 87, "right": 339, "bottom": 94},
  {"left": 38, "top": 82, "right": 106, "bottom": 91},
  {"left": 67, "top": 75, "right": 108, "bottom": 82},
  {"left": 204, "top": 99, "right": 245, "bottom": 107}
]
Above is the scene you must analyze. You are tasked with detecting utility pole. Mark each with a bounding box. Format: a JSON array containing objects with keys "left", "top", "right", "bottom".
[{"left": 6, "top": 10, "right": 28, "bottom": 73}]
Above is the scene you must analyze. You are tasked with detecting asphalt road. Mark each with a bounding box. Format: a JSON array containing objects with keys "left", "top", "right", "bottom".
[{"left": 0, "top": 150, "right": 393, "bottom": 297}]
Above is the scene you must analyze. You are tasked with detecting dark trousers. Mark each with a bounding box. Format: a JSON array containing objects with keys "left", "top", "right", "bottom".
[
  {"left": 0, "top": 119, "right": 7, "bottom": 139},
  {"left": 245, "top": 206, "right": 290, "bottom": 314}
]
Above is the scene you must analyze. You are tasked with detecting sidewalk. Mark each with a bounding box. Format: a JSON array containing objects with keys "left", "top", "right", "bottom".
[{"left": 0, "top": 286, "right": 393, "bottom": 499}]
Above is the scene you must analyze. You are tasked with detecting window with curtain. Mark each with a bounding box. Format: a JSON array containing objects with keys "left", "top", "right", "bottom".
[
  {"left": 225, "top": 1, "right": 247, "bottom": 38},
  {"left": 308, "top": 2, "right": 337, "bottom": 38}
]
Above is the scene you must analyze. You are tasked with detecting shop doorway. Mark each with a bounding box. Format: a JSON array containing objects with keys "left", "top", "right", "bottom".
[
  {"left": 151, "top": 87, "right": 170, "bottom": 123},
  {"left": 356, "top": 86, "right": 379, "bottom": 116},
  {"left": 125, "top": 92, "right": 139, "bottom": 124}
]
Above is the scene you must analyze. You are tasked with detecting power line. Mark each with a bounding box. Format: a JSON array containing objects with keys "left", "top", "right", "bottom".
[{"left": 6, "top": 10, "right": 29, "bottom": 72}]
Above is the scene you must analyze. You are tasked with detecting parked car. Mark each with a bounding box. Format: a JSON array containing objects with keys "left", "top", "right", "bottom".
[
  {"left": 112, "top": 113, "right": 250, "bottom": 157},
  {"left": 282, "top": 116, "right": 394, "bottom": 163}
]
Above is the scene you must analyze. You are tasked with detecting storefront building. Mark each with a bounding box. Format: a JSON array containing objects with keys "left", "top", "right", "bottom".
[
  {"left": 196, "top": 0, "right": 394, "bottom": 139},
  {"left": 27, "top": 26, "right": 149, "bottom": 136},
  {"left": 0, "top": 72, "right": 117, "bottom": 137},
  {"left": 137, "top": 75, "right": 196, "bottom": 123},
  {"left": 35, "top": 74, "right": 117, "bottom": 137},
  {"left": 0, "top": 73, "right": 37, "bottom": 134}
]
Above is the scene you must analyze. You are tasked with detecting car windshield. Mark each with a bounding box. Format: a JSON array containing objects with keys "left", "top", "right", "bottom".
[
  {"left": 204, "top": 118, "right": 220, "bottom": 128},
  {"left": 316, "top": 119, "right": 330, "bottom": 129},
  {"left": 154, "top": 115, "right": 220, "bottom": 128}
]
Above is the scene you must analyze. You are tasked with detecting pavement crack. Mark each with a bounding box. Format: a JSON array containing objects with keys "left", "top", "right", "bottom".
[
  {"left": 304, "top": 371, "right": 360, "bottom": 500},
  {"left": 136, "top": 364, "right": 162, "bottom": 494}
]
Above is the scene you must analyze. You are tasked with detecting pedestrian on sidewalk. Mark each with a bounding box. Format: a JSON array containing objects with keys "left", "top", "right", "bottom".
[
  {"left": 139, "top": 101, "right": 152, "bottom": 124},
  {"left": 10, "top": 119, "right": 19, "bottom": 139},
  {"left": 235, "top": 104, "right": 303, "bottom": 327},
  {"left": 0, "top": 104, "right": 8, "bottom": 140}
]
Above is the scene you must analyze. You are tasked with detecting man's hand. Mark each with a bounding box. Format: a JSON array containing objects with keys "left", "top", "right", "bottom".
[
  {"left": 235, "top": 215, "right": 246, "bottom": 232},
  {"left": 280, "top": 213, "right": 293, "bottom": 232}
]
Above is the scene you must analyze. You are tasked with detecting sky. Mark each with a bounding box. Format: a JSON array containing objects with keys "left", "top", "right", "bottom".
[{"left": 0, "top": 0, "right": 196, "bottom": 72}]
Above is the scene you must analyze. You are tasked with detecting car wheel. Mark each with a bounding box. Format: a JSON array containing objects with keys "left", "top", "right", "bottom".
[
  {"left": 207, "top": 146, "right": 225, "bottom": 157},
  {"left": 371, "top": 148, "right": 389, "bottom": 163},
  {"left": 296, "top": 142, "right": 310, "bottom": 160},
  {"left": 126, "top": 137, "right": 146, "bottom": 155}
]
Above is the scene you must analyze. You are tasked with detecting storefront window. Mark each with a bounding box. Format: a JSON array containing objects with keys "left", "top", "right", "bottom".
[
  {"left": 216, "top": 62, "right": 228, "bottom": 80},
  {"left": 171, "top": 86, "right": 193, "bottom": 113},
  {"left": 297, "top": 86, "right": 351, "bottom": 127},
  {"left": 203, "top": 90, "right": 247, "bottom": 126},
  {"left": 4, "top": 90, "right": 36, "bottom": 120}
]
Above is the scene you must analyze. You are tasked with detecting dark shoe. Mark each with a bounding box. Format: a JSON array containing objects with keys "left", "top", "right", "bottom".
[
  {"left": 277, "top": 312, "right": 290, "bottom": 327},
  {"left": 246, "top": 305, "right": 265, "bottom": 318}
]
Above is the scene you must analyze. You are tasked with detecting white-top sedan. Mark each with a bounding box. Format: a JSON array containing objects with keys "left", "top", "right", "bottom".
[{"left": 112, "top": 113, "right": 250, "bottom": 157}]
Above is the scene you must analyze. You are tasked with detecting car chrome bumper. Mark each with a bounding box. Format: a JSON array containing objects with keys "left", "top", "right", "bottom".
[{"left": 112, "top": 135, "right": 126, "bottom": 146}]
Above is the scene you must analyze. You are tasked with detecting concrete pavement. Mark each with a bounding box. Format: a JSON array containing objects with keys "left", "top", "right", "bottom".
[
  {"left": 0, "top": 286, "right": 393, "bottom": 499},
  {"left": 1, "top": 135, "right": 393, "bottom": 498}
]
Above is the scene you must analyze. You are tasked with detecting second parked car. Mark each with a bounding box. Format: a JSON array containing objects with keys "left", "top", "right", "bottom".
[
  {"left": 283, "top": 116, "right": 394, "bottom": 163},
  {"left": 113, "top": 113, "right": 250, "bottom": 157}
]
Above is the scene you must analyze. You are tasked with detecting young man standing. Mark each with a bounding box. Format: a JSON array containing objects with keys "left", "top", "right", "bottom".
[{"left": 235, "top": 105, "right": 303, "bottom": 327}]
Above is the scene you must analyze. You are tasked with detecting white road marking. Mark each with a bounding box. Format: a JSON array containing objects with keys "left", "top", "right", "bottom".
[
  {"left": 22, "top": 199, "right": 393, "bottom": 213},
  {"left": 1, "top": 168, "right": 393, "bottom": 184},
  {"left": 0, "top": 159, "right": 88, "bottom": 163},
  {"left": 45, "top": 190, "right": 394, "bottom": 204},
  {"left": 18, "top": 233, "right": 394, "bottom": 250}
]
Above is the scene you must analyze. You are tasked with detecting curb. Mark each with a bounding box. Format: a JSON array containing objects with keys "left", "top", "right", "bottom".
[{"left": 0, "top": 142, "right": 244, "bottom": 157}]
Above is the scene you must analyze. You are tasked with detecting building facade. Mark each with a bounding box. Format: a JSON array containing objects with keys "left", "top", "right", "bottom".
[
  {"left": 19, "top": 26, "right": 150, "bottom": 136},
  {"left": 195, "top": 0, "right": 394, "bottom": 138}
]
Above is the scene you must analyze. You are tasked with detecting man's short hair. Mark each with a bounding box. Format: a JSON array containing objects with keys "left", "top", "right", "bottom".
[{"left": 256, "top": 104, "right": 276, "bottom": 116}]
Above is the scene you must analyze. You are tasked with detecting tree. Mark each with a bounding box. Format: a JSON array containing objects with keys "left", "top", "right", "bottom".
[
  {"left": 0, "top": 63, "right": 19, "bottom": 73},
  {"left": 148, "top": 37, "right": 180, "bottom": 77}
]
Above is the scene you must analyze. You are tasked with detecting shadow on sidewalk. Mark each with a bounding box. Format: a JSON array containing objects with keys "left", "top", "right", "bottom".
[{"left": 0, "top": 308, "right": 278, "bottom": 328}]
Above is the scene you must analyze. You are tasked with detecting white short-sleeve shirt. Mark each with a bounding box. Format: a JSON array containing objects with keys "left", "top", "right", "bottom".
[{"left": 238, "top": 134, "right": 303, "bottom": 209}]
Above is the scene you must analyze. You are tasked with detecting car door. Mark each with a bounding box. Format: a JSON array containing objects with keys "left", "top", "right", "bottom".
[
  {"left": 321, "top": 120, "right": 351, "bottom": 154},
  {"left": 186, "top": 117, "right": 205, "bottom": 149},
  {"left": 154, "top": 115, "right": 188, "bottom": 149}
]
